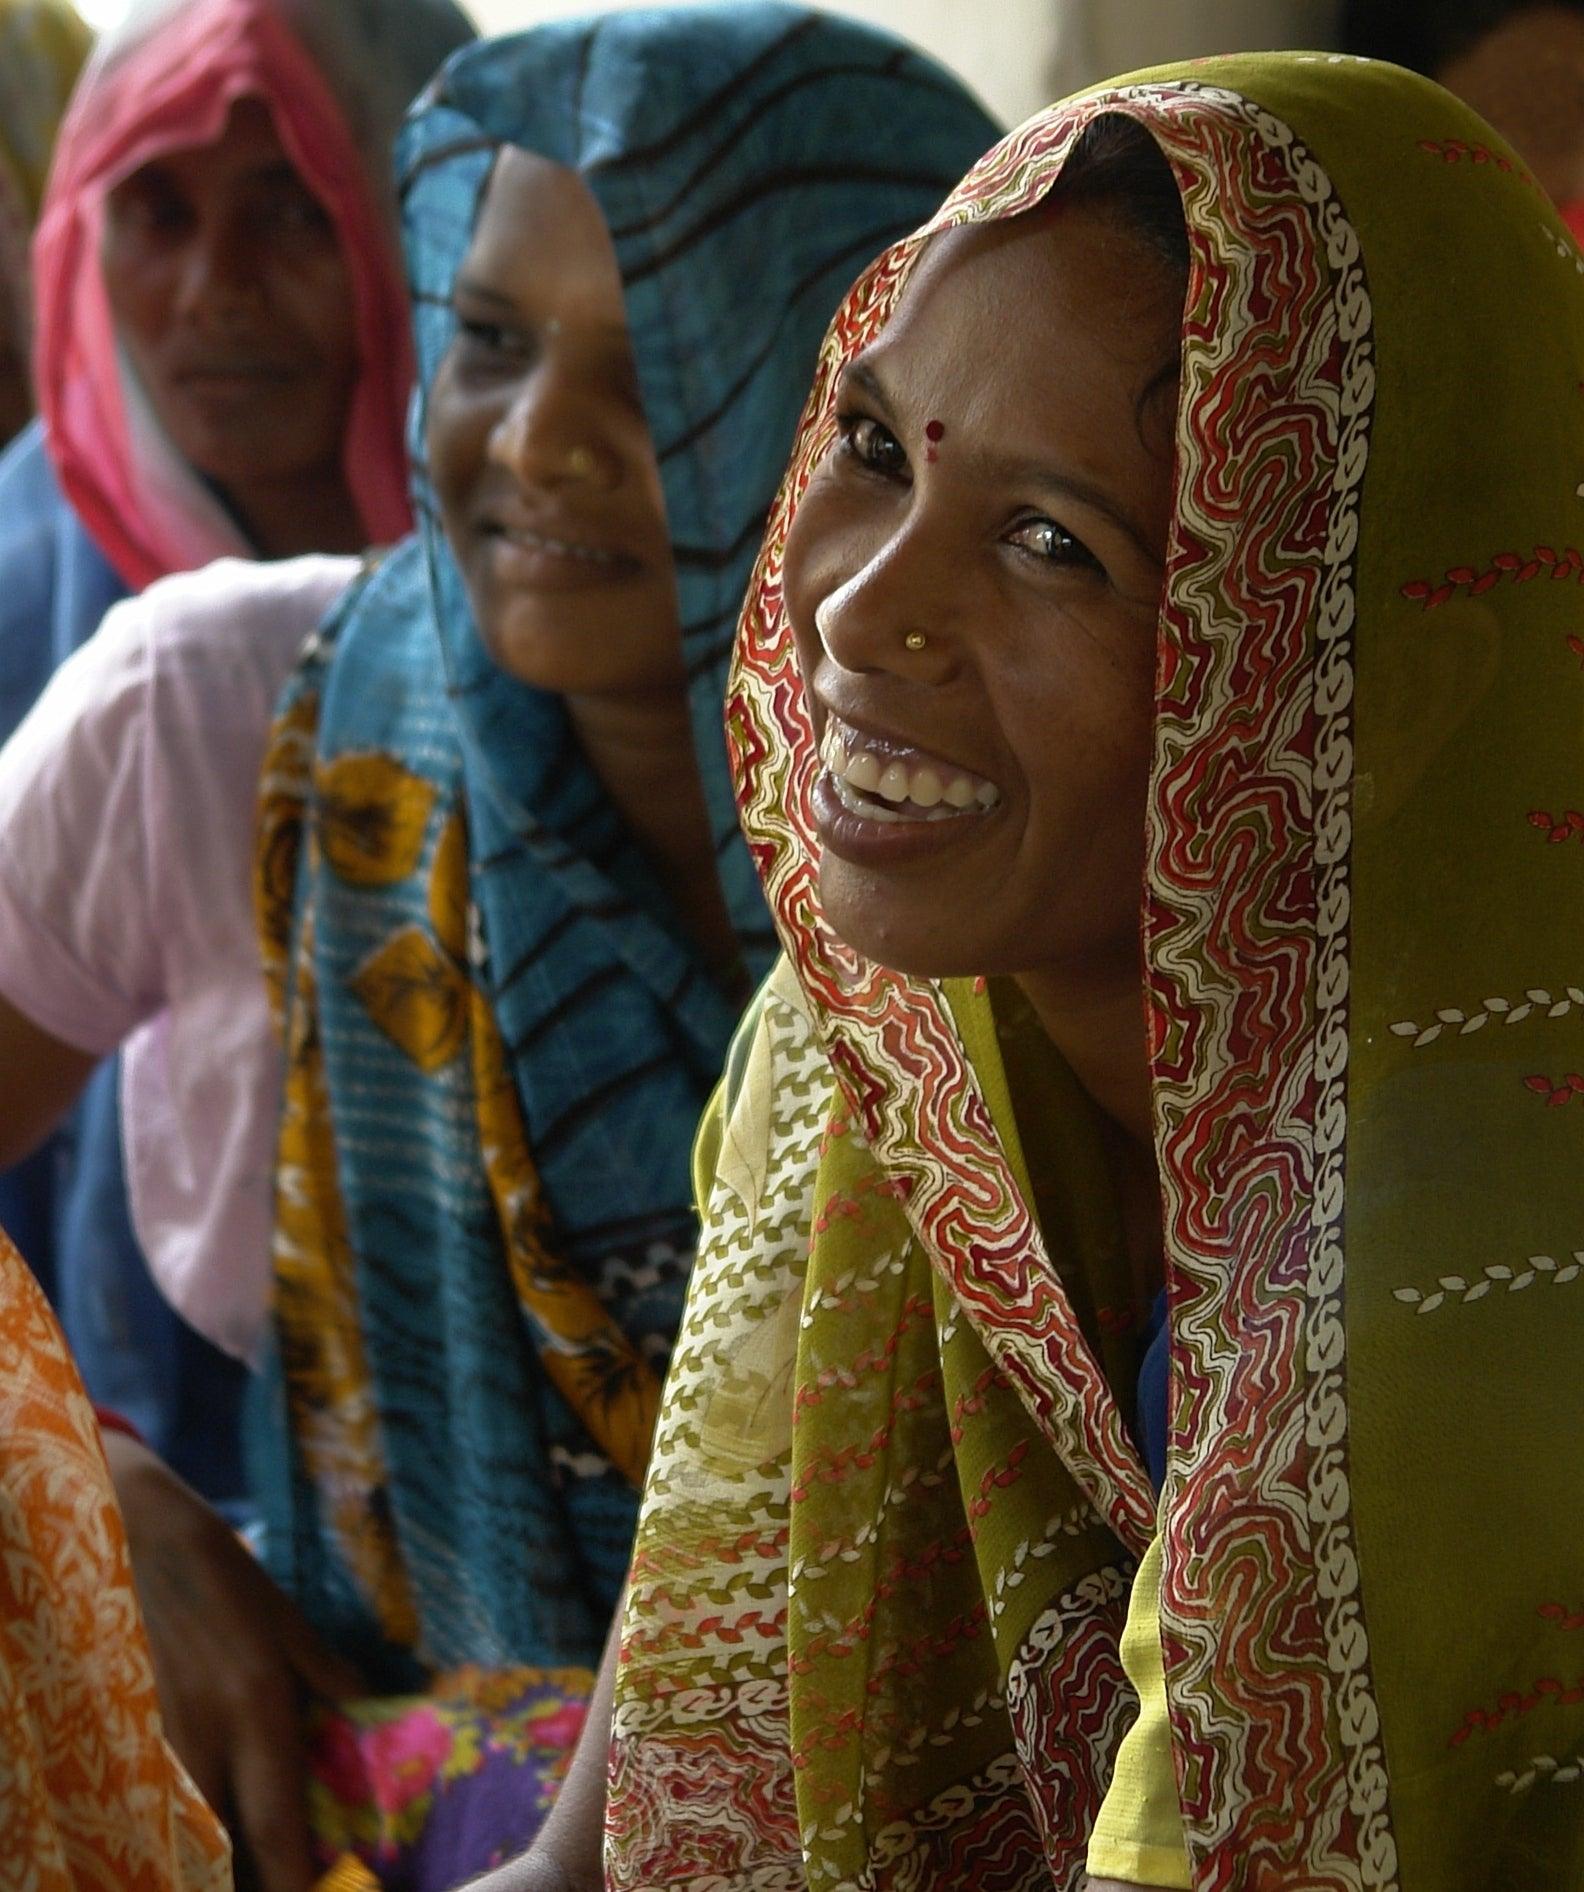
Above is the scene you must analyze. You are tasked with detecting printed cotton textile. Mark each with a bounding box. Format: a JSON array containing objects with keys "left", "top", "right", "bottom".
[
  {"left": 612, "top": 54, "right": 1584, "bottom": 1892},
  {"left": 0, "top": 1225, "right": 230, "bottom": 1889},
  {"left": 253, "top": 3, "right": 999, "bottom": 1698}
]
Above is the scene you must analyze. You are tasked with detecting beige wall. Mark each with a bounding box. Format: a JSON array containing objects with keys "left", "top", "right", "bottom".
[{"left": 465, "top": 1, "right": 1343, "bottom": 129}]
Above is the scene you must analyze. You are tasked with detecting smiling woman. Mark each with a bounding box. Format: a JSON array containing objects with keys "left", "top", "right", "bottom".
[
  {"left": 428, "top": 151, "right": 682, "bottom": 697},
  {"left": 511, "top": 47, "right": 1584, "bottom": 1892},
  {"left": 794, "top": 143, "right": 1183, "bottom": 1024}
]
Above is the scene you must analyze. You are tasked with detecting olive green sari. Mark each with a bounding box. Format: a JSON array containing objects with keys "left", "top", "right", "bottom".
[{"left": 610, "top": 54, "right": 1584, "bottom": 1892}]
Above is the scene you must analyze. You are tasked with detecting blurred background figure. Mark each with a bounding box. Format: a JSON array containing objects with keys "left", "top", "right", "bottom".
[
  {"left": 1343, "top": 0, "right": 1584, "bottom": 218},
  {"left": 1046, "top": 0, "right": 1340, "bottom": 91},
  {"left": 0, "top": 0, "right": 471, "bottom": 1510},
  {"left": 0, "top": 0, "right": 91, "bottom": 449}
]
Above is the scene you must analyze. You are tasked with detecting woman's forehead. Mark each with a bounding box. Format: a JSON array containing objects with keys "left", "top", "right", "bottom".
[
  {"left": 463, "top": 147, "right": 624, "bottom": 312},
  {"left": 859, "top": 200, "right": 1180, "bottom": 390}
]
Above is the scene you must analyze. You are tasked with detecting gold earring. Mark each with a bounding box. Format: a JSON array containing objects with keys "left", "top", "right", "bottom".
[
  {"left": 566, "top": 445, "right": 597, "bottom": 479},
  {"left": 904, "top": 630, "right": 927, "bottom": 652}
]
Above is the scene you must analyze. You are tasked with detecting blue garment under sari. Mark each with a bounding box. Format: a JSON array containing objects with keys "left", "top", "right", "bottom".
[{"left": 252, "top": 5, "right": 999, "bottom": 1685}]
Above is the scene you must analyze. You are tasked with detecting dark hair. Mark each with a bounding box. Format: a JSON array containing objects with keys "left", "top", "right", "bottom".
[
  {"left": 1053, "top": 114, "right": 1188, "bottom": 430},
  {"left": 1057, "top": 113, "right": 1191, "bottom": 283},
  {"left": 1340, "top": 0, "right": 1584, "bottom": 75}
]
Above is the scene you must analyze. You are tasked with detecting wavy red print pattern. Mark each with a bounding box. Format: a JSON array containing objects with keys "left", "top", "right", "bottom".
[
  {"left": 1146, "top": 96, "right": 1387, "bottom": 1891},
  {"left": 731, "top": 95, "right": 1165, "bottom": 1574}
]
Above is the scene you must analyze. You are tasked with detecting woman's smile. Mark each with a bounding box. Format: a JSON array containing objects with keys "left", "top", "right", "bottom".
[
  {"left": 813, "top": 711, "right": 1004, "bottom": 864},
  {"left": 480, "top": 511, "right": 645, "bottom": 591}
]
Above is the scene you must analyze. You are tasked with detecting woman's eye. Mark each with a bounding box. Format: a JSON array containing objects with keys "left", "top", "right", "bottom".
[
  {"left": 839, "top": 413, "right": 908, "bottom": 479},
  {"left": 112, "top": 187, "right": 192, "bottom": 240},
  {"left": 455, "top": 314, "right": 533, "bottom": 362},
  {"left": 266, "top": 191, "right": 335, "bottom": 240},
  {"left": 1006, "top": 516, "right": 1098, "bottom": 570}
]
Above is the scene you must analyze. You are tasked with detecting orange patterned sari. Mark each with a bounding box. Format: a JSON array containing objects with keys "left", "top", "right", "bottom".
[{"left": 0, "top": 1227, "right": 230, "bottom": 1889}]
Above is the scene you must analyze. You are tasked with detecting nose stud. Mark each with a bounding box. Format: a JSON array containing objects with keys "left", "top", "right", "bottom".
[
  {"left": 566, "top": 444, "right": 597, "bottom": 479},
  {"left": 814, "top": 594, "right": 929, "bottom": 656}
]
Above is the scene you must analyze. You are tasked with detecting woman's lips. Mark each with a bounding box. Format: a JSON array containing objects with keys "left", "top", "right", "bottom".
[
  {"left": 820, "top": 713, "right": 1001, "bottom": 818},
  {"left": 482, "top": 519, "right": 644, "bottom": 590},
  {"left": 813, "top": 712, "right": 1003, "bottom": 863}
]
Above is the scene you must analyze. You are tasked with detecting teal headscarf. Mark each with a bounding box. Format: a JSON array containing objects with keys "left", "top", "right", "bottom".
[{"left": 254, "top": 7, "right": 1000, "bottom": 1683}]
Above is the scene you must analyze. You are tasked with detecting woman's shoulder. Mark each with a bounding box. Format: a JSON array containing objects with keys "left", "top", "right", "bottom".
[
  {"left": 0, "top": 420, "right": 63, "bottom": 518},
  {"left": 137, "top": 553, "right": 364, "bottom": 662}
]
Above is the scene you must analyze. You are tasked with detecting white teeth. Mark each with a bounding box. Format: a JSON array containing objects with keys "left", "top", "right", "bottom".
[
  {"left": 877, "top": 761, "right": 911, "bottom": 804},
  {"left": 834, "top": 771, "right": 906, "bottom": 822},
  {"left": 819, "top": 713, "right": 1003, "bottom": 822},
  {"left": 845, "top": 749, "right": 882, "bottom": 794},
  {"left": 504, "top": 526, "right": 620, "bottom": 567}
]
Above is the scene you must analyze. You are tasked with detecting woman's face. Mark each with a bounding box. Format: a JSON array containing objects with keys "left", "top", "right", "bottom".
[
  {"left": 784, "top": 200, "right": 1181, "bottom": 987},
  {"left": 101, "top": 97, "right": 358, "bottom": 496},
  {"left": 427, "top": 148, "right": 677, "bottom": 695}
]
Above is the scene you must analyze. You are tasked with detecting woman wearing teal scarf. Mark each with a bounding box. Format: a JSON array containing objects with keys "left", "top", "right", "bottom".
[{"left": 159, "top": 11, "right": 995, "bottom": 1883}]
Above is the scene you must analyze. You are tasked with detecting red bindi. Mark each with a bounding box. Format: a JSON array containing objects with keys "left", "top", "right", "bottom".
[{"left": 925, "top": 418, "right": 945, "bottom": 462}]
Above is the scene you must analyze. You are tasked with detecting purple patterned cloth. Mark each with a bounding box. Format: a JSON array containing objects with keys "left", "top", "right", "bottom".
[{"left": 309, "top": 1665, "right": 592, "bottom": 1890}]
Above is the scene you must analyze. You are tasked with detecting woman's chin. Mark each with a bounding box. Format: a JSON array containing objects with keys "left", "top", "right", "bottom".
[
  {"left": 478, "top": 614, "right": 682, "bottom": 697},
  {"left": 817, "top": 861, "right": 990, "bottom": 986}
]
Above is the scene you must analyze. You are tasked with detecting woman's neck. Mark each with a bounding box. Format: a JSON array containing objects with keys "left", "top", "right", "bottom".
[
  {"left": 1013, "top": 960, "right": 1153, "bottom": 1146},
  {"left": 226, "top": 464, "right": 366, "bottom": 560},
  {"left": 566, "top": 684, "right": 741, "bottom": 983},
  {"left": 1014, "top": 958, "right": 1164, "bottom": 1312}
]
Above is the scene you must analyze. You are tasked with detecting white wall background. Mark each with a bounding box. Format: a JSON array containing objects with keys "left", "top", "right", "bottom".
[
  {"left": 464, "top": 0, "right": 1344, "bottom": 127},
  {"left": 76, "top": 0, "right": 1344, "bottom": 130},
  {"left": 466, "top": 0, "right": 1055, "bottom": 125}
]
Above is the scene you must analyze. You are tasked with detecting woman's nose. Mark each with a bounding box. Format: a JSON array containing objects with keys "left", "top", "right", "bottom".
[
  {"left": 813, "top": 532, "right": 959, "bottom": 681},
  {"left": 174, "top": 218, "right": 265, "bottom": 322},
  {"left": 487, "top": 371, "right": 622, "bottom": 493}
]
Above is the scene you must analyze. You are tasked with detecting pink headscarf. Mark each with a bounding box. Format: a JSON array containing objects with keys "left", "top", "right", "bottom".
[{"left": 31, "top": 0, "right": 472, "bottom": 589}]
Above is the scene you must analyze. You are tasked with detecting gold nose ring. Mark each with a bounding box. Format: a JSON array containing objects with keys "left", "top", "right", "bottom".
[
  {"left": 904, "top": 630, "right": 927, "bottom": 652},
  {"left": 566, "top": 444, "right": 597, "bottom": 479}
]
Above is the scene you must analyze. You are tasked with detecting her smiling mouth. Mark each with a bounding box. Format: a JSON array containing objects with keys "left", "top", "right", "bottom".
[
  {"left": 495, "top": 522, "right": 636, "bottom": 571},
  {"left": 820, "top": 714, "right": 1002, "bottom": 823}
]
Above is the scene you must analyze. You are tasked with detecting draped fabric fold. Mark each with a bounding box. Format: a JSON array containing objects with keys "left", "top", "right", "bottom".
[{"left": 0, "top": 1226, "right": 230, "bottom": 1889}]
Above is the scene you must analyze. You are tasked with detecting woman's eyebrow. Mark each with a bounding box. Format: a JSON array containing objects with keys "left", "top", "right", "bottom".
[{"left": 839, "top": 356, "right": 896, "bottom": 414}]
